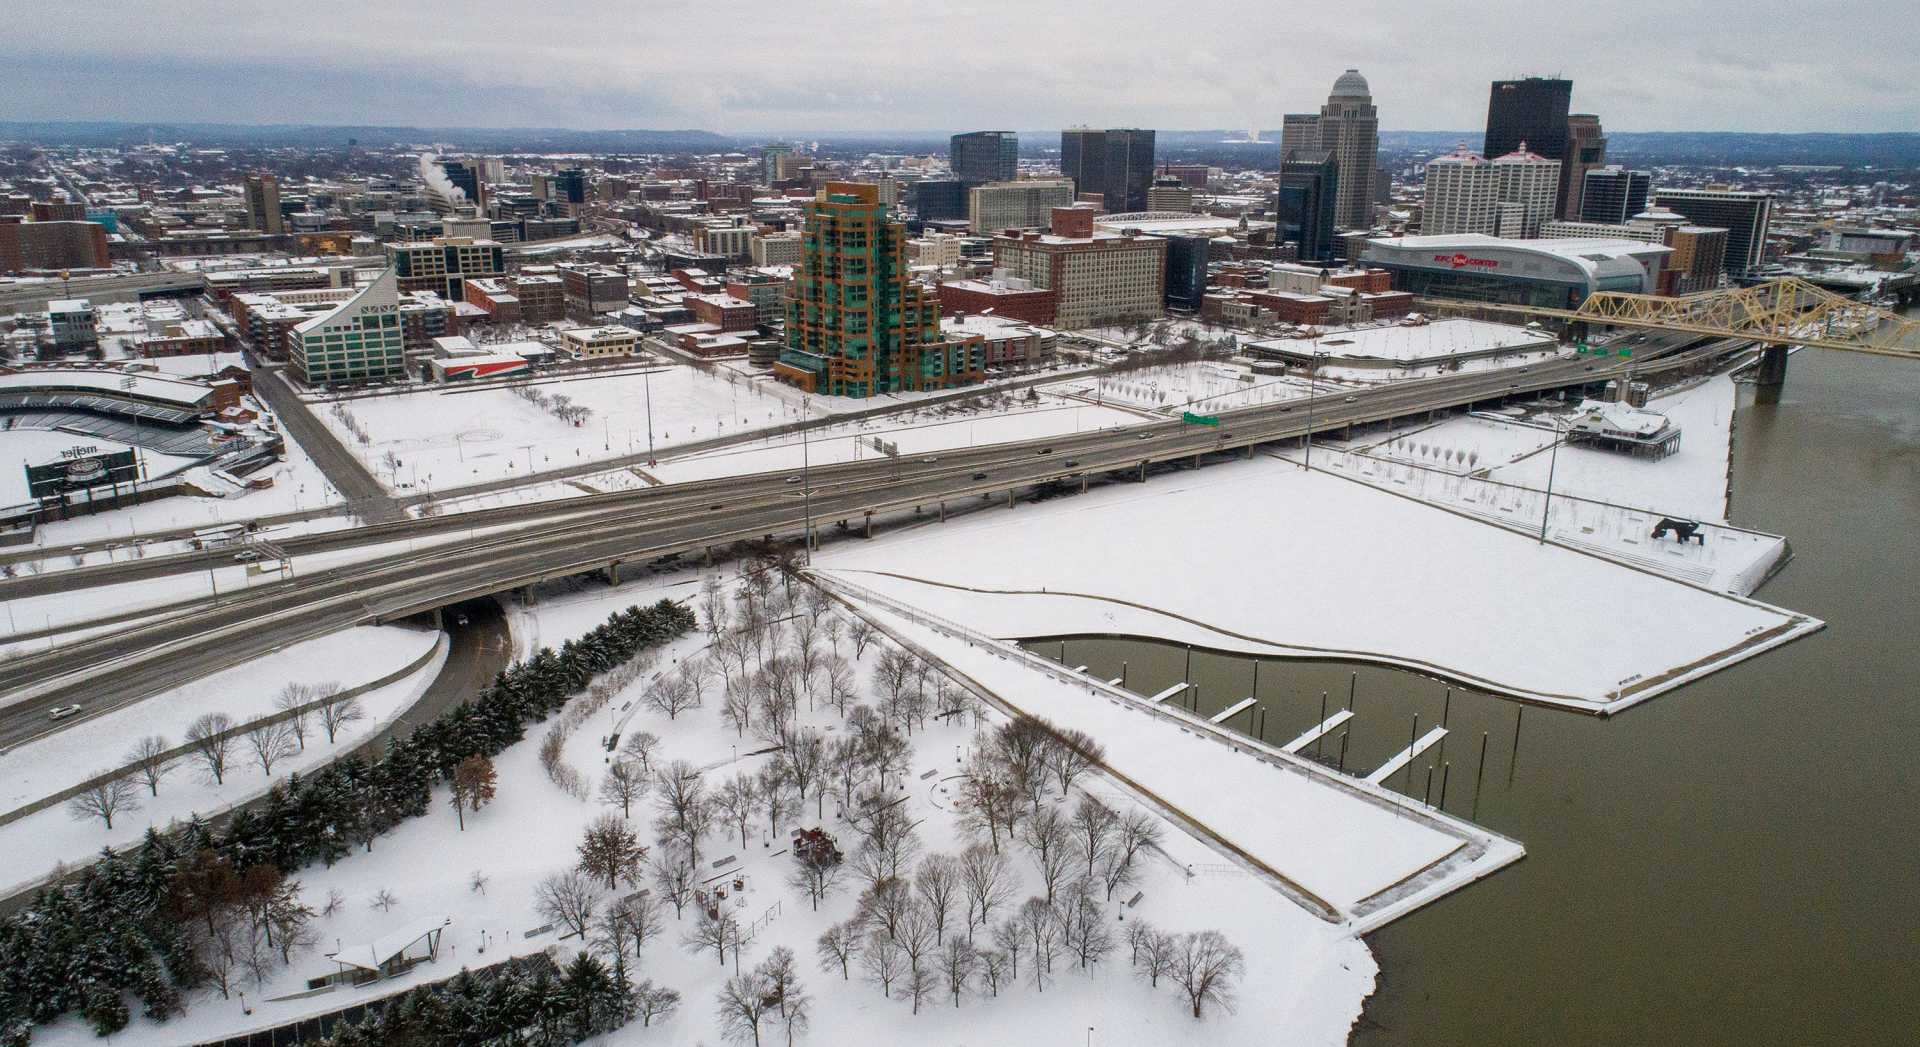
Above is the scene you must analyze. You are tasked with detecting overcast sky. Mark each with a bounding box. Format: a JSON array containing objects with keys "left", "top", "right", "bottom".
[{"left": 4, "top": 0, "right": 1914, "bottom": 135}]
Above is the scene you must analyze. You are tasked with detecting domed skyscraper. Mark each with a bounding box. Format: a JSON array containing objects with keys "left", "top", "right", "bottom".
[{"left": 1280, "top": 69, "right": 1382, "bottom": 232}]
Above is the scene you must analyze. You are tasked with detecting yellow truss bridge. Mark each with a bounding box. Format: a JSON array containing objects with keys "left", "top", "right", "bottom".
[{"left": 1426, "top": 277, "right": 1920, "bottom": 361}]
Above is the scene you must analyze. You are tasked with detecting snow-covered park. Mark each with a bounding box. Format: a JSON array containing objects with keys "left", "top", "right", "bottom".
[{"left": 22, "top": 563, "right": 1409, "bottom": 1047}]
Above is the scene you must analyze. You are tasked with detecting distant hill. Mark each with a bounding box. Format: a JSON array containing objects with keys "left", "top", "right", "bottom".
[
  {"left": 0, "top": 121, "right": 739, "bottom": 152},
  {"left": 1380, "top": 130, "right": 1920, "bottom": 168}
]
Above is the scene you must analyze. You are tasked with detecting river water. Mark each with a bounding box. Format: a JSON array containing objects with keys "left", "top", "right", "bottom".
[{"left": 1023, "top": 341, "right": 1920, "bottom": 1045}]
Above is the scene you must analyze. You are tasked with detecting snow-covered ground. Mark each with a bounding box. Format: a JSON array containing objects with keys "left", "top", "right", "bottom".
[
  {"left": 1300, "top": 375, "right": 1784, "bottom": 594},
  {"left": 29, "top": 568, "right": 1394, "bottom": 1047},
  {"left": 1043, "top": 362, "right": 1318, "bottom": 415},
  {"left": 0, "top": 627, "right": 443, "bottom": 897},
  {"left": 317, "top": 364, "right": 818, "bottom": 492},
  {"left": 812, "top": 452, "right": 1821, "bottom": 713}
]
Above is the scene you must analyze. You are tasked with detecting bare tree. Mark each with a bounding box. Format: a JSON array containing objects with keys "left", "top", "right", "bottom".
[
  {"left": 684, "top": 906, "right": 744, "bottom": 969},
  {"left": 820, "top": 655, "right": 858, "bottom": 716},
  {"left": 449, "top": 754, "right": 498, "bottom": 831},
  {"left": 828, "top": 736, "right": 868, "bottom": 813},
  {"left": 992, "top": 915, "right": 1024, "bottom": 982},
  {"left": 938, "top": 937, "right": 977, "bottom": 1007},
  {"left": 652, "top": 844, "right": 697, "bottom": 919},
  {"left": 620, "top": 730, "right": 661, "bottom": 772},
  {"left": 645, "top": 672, "right": 700, "bottom": 720},
  {"left": 701, "top": 574, "right": 730, "bottom": 637},
  {"left": 900, "top": 957, "right": 938, "bottom": 1014},
  {"left": 634, "top": 981, "right": 681, "bottom": 1026},
  {"left": 976, "top": 947, "right": 1011, "bottom": 998},
  {"left": 816, "top": 920, "right": 858, "bottom": 979},
  {"left": 847, "top": 618, "right": 876, "bottom": 659},
  {"left": 1172, "top": 930, "right": 1245, "bottom": 1019},
  {"left": 66, "top": 773, "right": 141, "bottom": 830},
  {"left": 185, "top": 713, "right": 236, "bottom": 784},
  {"left": 755, "top": 762, "right": 791, "bottom": 840},
  {"left": 1103, "top": 807, "right": 1165, "bottom": 899},
  {"left": 959, "top": 843, "right": 1014, "bottom": 942},
  {"left": 1021, "top": 806, "right": 1074, "bottom": 903},
  {"left": 1070, "top": 795, "right": 1119, "bottom": 882},
  {"left": 776, "top": 728, "right": 828, "bottom": 819},
  {"left": 715, "top": 971, "right": 771, "bottom": 1045},
  {"left": 955, "top": 753, "right": 1021, "bottom": 854},
  {"left": 915, "top": 852, "right": 961, "bottom": 944},
  {"left": 534, "top": 869, "right": 601, "bottom": 939},
  {"left": 577, "top": 814, "right": 648, "bottom": 890},
  {"left": 896, "top": 901, "right": 939, "bottom": 979},
  {"left": 789, "top": 827, "right": 846, "bottom": 911},
  {"left": 1139, "top": 927, "right": 1179, "bottom": 988},
  {"left": 1059, "top": 880, "right": 1114, "bottom": 970},
  {"left": 821, "top": 614, "right": 845, "bottom": 657},
  {"left": 861, "top": 931, "right": 906, "bottom": 997},
  {"left": 1019, "top": 896, "right": 1061, "bottom": 991},
  {"left": 273, "top": 684, "right": 314, "bottom": 750},
  {"left": 369, "top": 888, "right": 398, "bottom": 913},
  {"left": 244, "top": 720, "right": 297, "bottom": 777},
  {"left": 125, "top": 735, "right": 175, "bottom": 797},
  {"left": 715, "top": 772, "right": 759, "bottom": 850},
  {"left": 599, "top": 759, "right": 649, "bottom": 819},
  {"left": 652, "top": 760, "right": 713, "bottom": 864},
  {"left": 853, "top": 798, "right": 922, "bottom": 880},
  {"left": 315, "top": 686, "right": 362, "bottom": 744},
  {"left": 1046, "top": 726, "right": 1105, "bottom": 794}
]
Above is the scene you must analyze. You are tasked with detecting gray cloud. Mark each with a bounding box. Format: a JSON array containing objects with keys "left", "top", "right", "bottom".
[{"left": 1, "top": 0, "right": 1914, "bottom": 133}]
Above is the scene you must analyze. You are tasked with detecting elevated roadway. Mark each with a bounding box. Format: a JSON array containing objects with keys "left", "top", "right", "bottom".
[{"left": 0, "top": 335, "right": 1733, "bottom": 728}]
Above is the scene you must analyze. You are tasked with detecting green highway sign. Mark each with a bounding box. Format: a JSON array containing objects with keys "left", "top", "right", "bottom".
[{"left": 1182, "top": 411, "right": 1222, "bottom": 427}]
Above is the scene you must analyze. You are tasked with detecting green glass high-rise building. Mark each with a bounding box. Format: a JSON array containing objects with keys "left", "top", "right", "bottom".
[{"left": 778, "top": 182, "right": 983, "bottom": 397}]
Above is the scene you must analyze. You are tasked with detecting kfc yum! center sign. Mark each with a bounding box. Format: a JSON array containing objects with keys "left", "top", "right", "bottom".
[{"left": 1434, "top": 252, "right": 1501, "bottom": 270}]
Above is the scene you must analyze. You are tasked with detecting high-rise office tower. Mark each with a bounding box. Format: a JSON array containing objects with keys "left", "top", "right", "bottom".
[
  {"left": 1277, "top": 152, "right": 1339, "bottom": 261},
  {"left": 779, "top": 182, "right": 983, "bottom": 397},
  {"left": 552, "top": 168, "right": 588, "bottom": 205},
  {"left": 1100, "top": 129, "right": 1157, "bottom": 213},
  {"left": 1421, "top": 146, "right": 1497, "bottom": 236},
  {"left": 1652, "top": 188, "right": 1774, "bottom": 275},
  {"left": 1562, "top": 114, "right": 1607, "bottom": 219},
  {"left": 762, "top": 144, "right": 793, "bottom": 185},
  {"left": 1060, "top": 127, "right": 1106, "bottom": 199},
  {"left": 1580, "top": 166, "right": 1652, "bottom": 224},
  {"left": 1484, "top": 77, "right": 1574, "bottom": 219},
  {"left": 1314, "top": 70, "right": 1379, "bottom": 230},
  {"left": 440, "top": 160, "right": 487, "bottom": 212},
  {"left": 244, "top": 173, "right": 283, "bottom": 235},
  {"left": 1491, "top": 144, "right": 1560, "bottom": 238},
  {"left": 1279, "top": 113, "right": 1321, "bottom": 161},
  {"left": 950, "top": 131, "right": 1018, "bottom": 187},
  {"left": 969, "top": 179, "right": 1076, "bottom": 232}
]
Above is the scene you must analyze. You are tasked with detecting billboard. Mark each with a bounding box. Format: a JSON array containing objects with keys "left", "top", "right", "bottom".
[{"left": 24, "top": 445, "right": 139, "bottom": 499}]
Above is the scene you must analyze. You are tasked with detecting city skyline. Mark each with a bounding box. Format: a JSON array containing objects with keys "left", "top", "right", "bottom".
[{"left": 4, "top": 0, "right": 1916, "bottom": 134}]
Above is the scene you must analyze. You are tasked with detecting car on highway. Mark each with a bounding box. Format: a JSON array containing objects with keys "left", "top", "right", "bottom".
[
  {"left": 1344, "top": 395, "right": 1358, "bottom": 403},
  {"left": 709, "top": 504, "right": 725, "bottom": 511},
  {"left": 971, "top": 472, "right": 988, "bottom": 481},
  {"left": 1037, "top": 447, "right": 1054, "bottom": 455},
  {"left": 1136, "top": 432, "right": 1153, "bottom": 440},
  {"left": 232, "top": 550, "right": 260, "bottom": 562},
  {"left": 1064, "top": 459, "right": 1080, "bottom": 467},
  {"left": 921, "top": 456, "right": 939, "bottom": 463},
  {"left": 48, "top": 704, "right": 83, "bottom": 721},
  {"left": 784, "top": 476, "right": 803, "bottom": 484}
]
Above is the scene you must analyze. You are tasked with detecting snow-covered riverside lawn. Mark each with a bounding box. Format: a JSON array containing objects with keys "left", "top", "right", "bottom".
[
  {"left": 1300, "top": 375, "right": 1783, "bottom": 594},
  {"left": 835, "top": 587, "right": 1521, "bottom": 927},
  {"left": 30, "top": 570, "right": 1384, "bottom": 1047},
  {"left": 1042, "top": 362, "right": 1318, "bottom": 415},
  {"left": 0, "top": 627, "right": 444, "bottom": 897},
  {"left": 813, "top": 452, "right": 1821, "bottom": 713}
]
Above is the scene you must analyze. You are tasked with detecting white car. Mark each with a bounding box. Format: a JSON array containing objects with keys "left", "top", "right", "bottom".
[{"left": 48, "top": 704, "right": 83, "bottom": 721}]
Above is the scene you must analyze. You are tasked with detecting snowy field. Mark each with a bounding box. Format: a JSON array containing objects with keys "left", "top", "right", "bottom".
[
  {"left": 0, "top": 627, "right": 444, "bottom": 897},
  {"left": 29, "top": 568, "right": 1392, "bottom": 1047},
  {"left": 318, "top": 364, "right": 814, "bottom": 492},
  {"left": 1043, "top": 362, "right": 1318, "bottom": 415},
  {"left": 813, "top": 453, "right": 1821, "bottom": 712}
]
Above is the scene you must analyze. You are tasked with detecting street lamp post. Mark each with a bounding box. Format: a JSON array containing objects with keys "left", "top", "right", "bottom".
[
  {"left": 1303, "top": 349, "right": 1326, "bottom": 471},
  {"left": 643, "top": 366, "right": 657, "bottom": 465},
  {"left": 1538, "top": 419, "right": 1562, "bottom": 544},
  {"left": 801, "top": 395, "right": 815, "bottom": 562}
]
